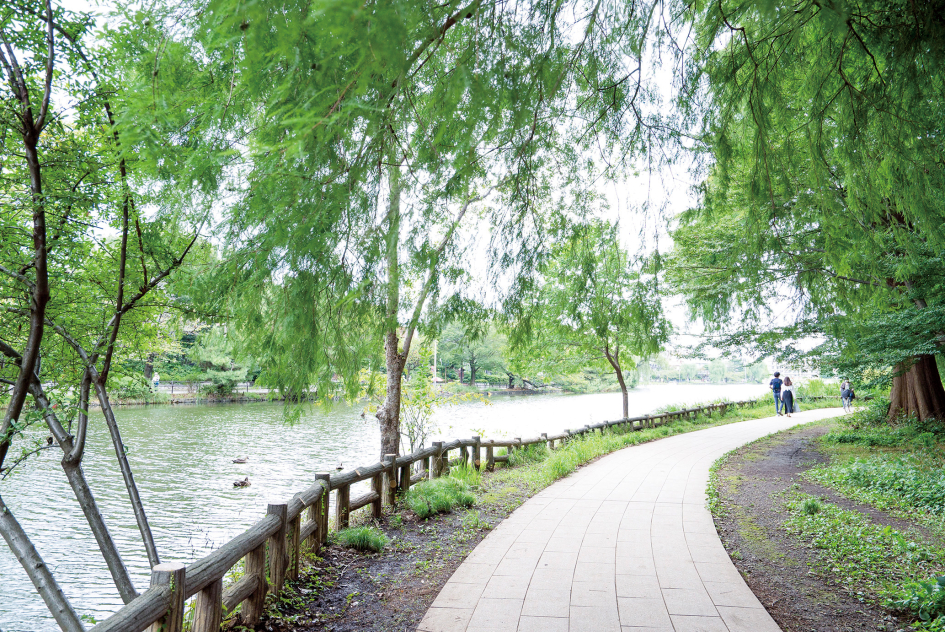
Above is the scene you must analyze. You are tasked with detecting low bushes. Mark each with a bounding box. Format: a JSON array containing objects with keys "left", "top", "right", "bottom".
[
  {"left": 336, "top": 525, "right": 389, "bottom": 552},
  {"left": 405, "top": 477, "right": 476, "bottom": 519}
]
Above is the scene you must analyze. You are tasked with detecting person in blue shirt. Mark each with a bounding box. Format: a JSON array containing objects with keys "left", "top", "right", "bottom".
[{"left": 770, "top": 372, "right": 784, "bottom": 415}]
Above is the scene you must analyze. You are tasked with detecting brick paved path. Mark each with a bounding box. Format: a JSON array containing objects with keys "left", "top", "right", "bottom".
[{"left": 417, "top": 407, "right": 847, "bottom": 632}]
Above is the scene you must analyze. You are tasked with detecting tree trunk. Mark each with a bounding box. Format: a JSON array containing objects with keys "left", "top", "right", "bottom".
[
  {"left": 605, "top": 346, "right": 630, "bottom": 419},
  {"left": 888, "top": 354, "right": 945, "bottom": 422},
  {"left": 470, "top": 362, "right": 477, "bottom": 386},
  {"left": 31, "top": 383, "right": 139, "bottom": 603},
  {"left": 507, "top": 373, "right": 514, "bottom": 389},
  {"left": 376, "top": 165, "right": 405, "bottom": 460},
  {"left": 376, "top": 330, "right": 406, "bottom": 459},
  {"left": 458, "top": 366, "right": 465, "bottom": 383},
  {"left": 94, "top": 379, "right": 162, "bottom": 568}
]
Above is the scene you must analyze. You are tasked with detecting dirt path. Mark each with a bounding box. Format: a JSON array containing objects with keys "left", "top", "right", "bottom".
[{"left": 712, "top": 423, "right": 908, "bottom": 632}]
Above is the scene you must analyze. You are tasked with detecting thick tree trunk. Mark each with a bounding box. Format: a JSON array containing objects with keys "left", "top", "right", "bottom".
[
  {"left": 470, "top": 363, "right": 477, "bottom": 386},
  {"left": 888, "top": 355, "right": 945, "bottom": 422},
  {"left": 458, "top": 366, "right": 465, "bottom": 383},
  {"left": 376, "top": 330, "right": 406, "bottom": 459}
]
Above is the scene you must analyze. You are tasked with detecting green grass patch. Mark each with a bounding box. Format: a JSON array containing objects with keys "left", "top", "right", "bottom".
[
  {"left": 508, "top": 443, "right": 548, "bottom": 467},
  {"left": 405, "top": 477, "right": 476, "bottom": 519},
  {"left": 785, "top": 493, "right": 945, "bottom": 597},
  {"left": 449, "top": 462, "right": 482, "bottom": 488},
  {"left": 335, "top": 525, "right": 389, "bottom": 552}
]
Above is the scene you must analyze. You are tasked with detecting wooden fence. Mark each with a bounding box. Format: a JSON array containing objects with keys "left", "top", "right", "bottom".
[{"left": 88, "top": 395, "right": 838, "bottom": 632}]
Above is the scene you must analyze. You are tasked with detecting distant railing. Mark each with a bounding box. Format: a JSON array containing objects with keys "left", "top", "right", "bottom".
[{"left": 89, "top": 395, "right": 838, "bottom": 632}]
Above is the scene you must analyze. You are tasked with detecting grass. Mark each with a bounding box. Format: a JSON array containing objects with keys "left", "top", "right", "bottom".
[
  {"left": 335, "top": 525, "right": 390, "bottom": 552},
  {"left": 785, "top": 492, "right": 945, "bottom": 598},
  {"left": 404, "top": 477, "right": 476, "bottom": 519},
  {"left": 808, "top": 400, "right": 945, "bottom": 527}
]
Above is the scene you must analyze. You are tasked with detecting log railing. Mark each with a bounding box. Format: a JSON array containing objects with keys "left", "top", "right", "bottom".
[{"left": 89, "top": 395, "right": 836, "bottom": 632}]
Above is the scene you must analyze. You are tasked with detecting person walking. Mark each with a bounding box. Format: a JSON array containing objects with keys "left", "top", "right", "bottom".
[
  {"left": 840, "top": 379, "right": 853, "bottom": 413},
  {"left": 781, "top": 377, "right": 795, "bottom": 417},
  {"left": 770, "top": 372, "right": 784, "bottom": 415}
]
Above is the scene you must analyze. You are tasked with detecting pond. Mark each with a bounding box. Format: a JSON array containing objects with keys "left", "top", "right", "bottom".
[{"left": 0, "top": 382, "right": 767, "bottom": 630}]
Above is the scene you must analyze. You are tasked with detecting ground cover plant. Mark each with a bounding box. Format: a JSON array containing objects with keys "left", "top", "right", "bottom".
[
  {"left": 801, "top": 403, "right": 945, "bottom": 629},
  {"left": 404, "top": 478, "right": 476, "bottom": 519},
  {"left": 335, "top": 526, "right": 390, "bottom": 553}
]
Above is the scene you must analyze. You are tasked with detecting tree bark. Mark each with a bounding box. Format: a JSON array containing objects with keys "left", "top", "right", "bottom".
[
  {"left": 376, "top": 165, "right": 405, "bottom": 459},
  {"left": 605, "top": 345, "right": 630, "bottom": 419},
  {"left": 93, "top": 379, "right": 161, "bottom": 568},
  {"left": 29, "top": 382, "right": 139, "bottom": 603},
  {"left": 888, "top": 354, "right": 945, "bottom": 422},
  {"left": 377, "top": 332, "right": 406, "bottom": 459}
]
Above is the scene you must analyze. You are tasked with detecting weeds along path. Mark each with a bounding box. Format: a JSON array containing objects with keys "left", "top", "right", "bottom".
[{"left": 417, "top": 407, "right": 847, "bottom": 632}]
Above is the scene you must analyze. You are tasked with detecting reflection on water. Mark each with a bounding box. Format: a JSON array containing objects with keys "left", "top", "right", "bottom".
[{"left": 0, "top": 383, "right": 765, "bottom": 630}]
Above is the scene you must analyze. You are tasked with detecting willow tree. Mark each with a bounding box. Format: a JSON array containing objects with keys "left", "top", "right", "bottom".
[
  {"left": 125, "top": 0, "right": 673, "bottom": 457},
  {"left": 672, "top": 0, "right": 945, "bottom": 420},
  {"left": 506, "top": 220, "right": 670, "bottom": 419}
]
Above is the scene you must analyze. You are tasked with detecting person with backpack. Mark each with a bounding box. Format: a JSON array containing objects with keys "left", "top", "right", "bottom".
[
  {"left": 770, "top": 372, "right": 784, "bottom": 415},
  {"left": 840, "top": 379, "right": 855, "bottom": 412}
]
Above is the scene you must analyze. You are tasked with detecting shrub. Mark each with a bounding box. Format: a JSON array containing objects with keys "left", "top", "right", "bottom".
[
  {"left": 406, "top": 478, "right": 476, "bottom": 519},
  {"left": 802, "top": 498, "right": 821, "bottom": 515},
  {"left": 450, "top": 462, "right": 482, "bottom": 488},
  {"left": 336, "top": 525, "right": 389, "bottom": 552},
  {"left": 508, "top": 443, "right": 548, "bottom": 467}
]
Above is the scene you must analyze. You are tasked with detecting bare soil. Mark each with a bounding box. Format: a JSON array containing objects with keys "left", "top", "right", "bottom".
[
  {"left": 712, "top": 422, "right": 911, "bottom": 632},
  {"left": 247, "top": 475, "right": 536, "bottom": 632}
]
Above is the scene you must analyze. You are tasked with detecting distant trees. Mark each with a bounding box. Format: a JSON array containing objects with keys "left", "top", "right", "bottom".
[{"left": 439, "top": 324, "right": 507, "bottom": 385}]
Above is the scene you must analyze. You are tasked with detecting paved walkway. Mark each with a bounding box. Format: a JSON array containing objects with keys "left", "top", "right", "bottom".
[{"left": 417, "top": 407, "right": 847, "bottom": 632}]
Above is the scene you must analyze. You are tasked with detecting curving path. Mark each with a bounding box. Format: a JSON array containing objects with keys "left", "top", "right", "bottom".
[{"left": 417, "top": 407, "right": 847, "bottom": 632}]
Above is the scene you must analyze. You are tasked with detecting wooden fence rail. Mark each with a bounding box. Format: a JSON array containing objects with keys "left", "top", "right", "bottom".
[{"left": 89, "top": 394, "right": 838, "bottom": 632}]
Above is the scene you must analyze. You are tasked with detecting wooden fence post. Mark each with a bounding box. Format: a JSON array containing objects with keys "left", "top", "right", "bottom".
[
  {"left": 287, "top": 507, "right": 301, "bottom": 582},
  {"left": 371, "top": 470, "right": 383, "bottom": 519},
  {"left": 268, "top": 503, "right": 288, "bottom": 596},
  {"left": 192, "top": 577, "right": 222, "bottom": 632},
  {"left": 541, "top": 433, "right": 550, "bottom": 451},
  {"left": 399, "top": 458, "right": 412, "bottom": 493},
  {"left": 431, "top": 443, "right": 444, "bottom": 477},
  {"left": 148, "top": 562, "right": 186, "bottom": 632},
  {"left": 242, "top": 543, "right": 267, "bottom": 624},
  {"left": 460, "top": 443, "right": 468, "bottom": 467},
  {"left": 335, "top": 484, "right": 350, "bottom": 530},
  {"left": 383, "top": 454, "right": 397, "bottom": 505},
  {"left": 423, "top": 455, "right": 431, "bottom": 479},
  {"left": 472, "top": 436, "right": 481, "bottom": 469},
  {"left": 310, "top": 473, "right": 330, "bottom": 551},
  {"left": 486, "top": 441, "right": 495, "bottom": 471},
  {"left": 513, "top": 438, "right": 521, "bottom": 460}
]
